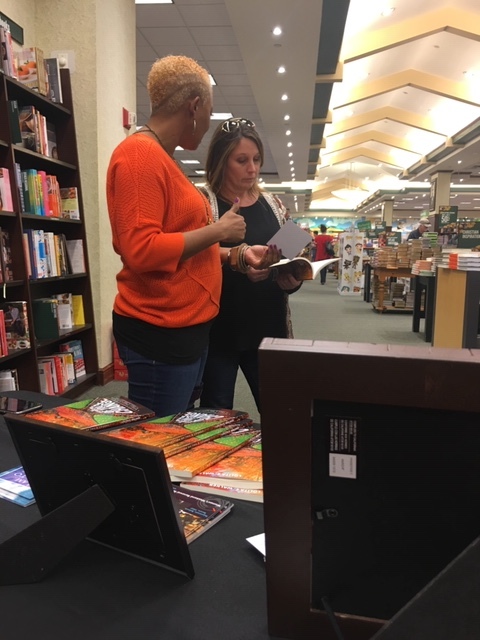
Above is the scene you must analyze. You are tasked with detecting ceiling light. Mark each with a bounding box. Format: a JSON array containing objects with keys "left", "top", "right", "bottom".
[
  {"left": 287, "top": 142, "right": 292, "bottom": 147},
  {"left": 288, "top": 152, "right": 293, "bottom": 157},
  {"left": 135, "top": 0, "right": 172, "bottom": 3},
  {"left": 289, "top": 160, "right": 294, "bottom": 165},
  {"left": 285, "top": 130, "right": 291, "bottom": 136},
  {"left": 208, "top": 74, "right": 217, "bottom": 86},
  {"left": 211, "top": 112, "right": 233, "bottom": 120},
  {"left": 277, "top": 66, "right": 286, "bottom": 74},
  {"left": 273, "top": 26, "right": 282, "bottom": 36},
  {"left": 281, "top": 94, "right": 288, "bottom": 101},
  {"left": 458, "top": 160, "right": 462, "bottom": 164},
  {"left": 284, "top": 114, "right": 290, "bottom": 121},
  {"left": 175, "top": 146, "right": 184, "bottom": 151},
  {"left": 195, "top": 170, "right": 206, "bottom": 175},
  {"left": 181, "top": 160, "right": 200, "bottom": 165}
]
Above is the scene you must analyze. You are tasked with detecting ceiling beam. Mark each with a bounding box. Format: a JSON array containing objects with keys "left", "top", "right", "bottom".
[
  {"left": 334, "top": 69, "right": 480, "bottom": 109},
  {"left": 319, "top": 146, "right": 407, "bottom": 168},
  {"left": 343, "top": 7, "right": 480, "bottom": 62},
  {"left": 329, "top": 106, "right": 449, "bottom": 136},
  {"left": 324, "top": 130, "right": 432, "bottom": 154}
]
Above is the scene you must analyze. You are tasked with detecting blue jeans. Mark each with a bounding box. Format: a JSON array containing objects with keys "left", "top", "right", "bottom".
[
  {"left": 116, "top": 342, "right": 208, "bottom": 417},
  {"left": 200, "top": 348, "right": 260, "bottom": 412}
]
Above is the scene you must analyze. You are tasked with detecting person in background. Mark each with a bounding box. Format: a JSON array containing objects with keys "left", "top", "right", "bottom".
[
  {"left": 199, "top": 117, "right": 302, "bottom": 412},
  {"left": 106, "top": 57, "right": 278, "bottom": 417},
  {"left": 310, "top": 230, "right": 318, "bottom": 261},
  {"left": 314, "top": 224, "right": 334, "bottom": 285},
  {"left": 407, "top": 218, "right": 430, "bottom": 240}
]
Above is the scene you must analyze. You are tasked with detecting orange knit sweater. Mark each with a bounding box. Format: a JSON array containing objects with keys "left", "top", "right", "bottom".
[{"left": 106, "top": 134, "right": 221, "bottom": 328}]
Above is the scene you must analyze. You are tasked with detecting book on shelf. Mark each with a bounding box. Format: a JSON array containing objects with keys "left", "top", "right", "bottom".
[
  {"left": 52, "top": 292, "right": 74, "bottom": 330},
  {"left": 187, "top": 432, "right": 263, "bottom": 490},
  {"left": 15, "top": 47, "right": 48, "bottom": 95},
  {"left": 19, "top": 105, "right": 39, "bottom": 153},
  {"left": 0, "top": 26, "right": 17, "bottom": 79},
  {"left": 7, "top": 100, "right": 22, "bottom": 144},
  {"left": 60, "top": 187, "right": 80, "bottom": 220},
  {"left": 13, "top": 163, "right": 25, "bottom": 213},
  {"left": 72, "top": 294, "right": 85, "bottom": 325},
  {"left": 0, "top": 228, "right": 14, "bottom": 281},
  {"left": 65, "top": 238, "right": 86, "bottom": 273},
  {"left": 46, "top": 122, "right": 58, "bottom": 159},
  {"left": 0, "top": 466, "right": 35, "bottom": 507},
  {"left": 44, "top": 57, "right": 63, "bottom": 104},
  {"left": 2, "top": 301, "right": 31, "bottom": 350},
  {"left": 0, "top": 369, "right": 19, "bottom": 391},
  {"left": 0, "top": 311, "right": 10, "bottom": 356},
  {"left": 172, "top": 484, "right": 233, "bottom": 543},
  {"left": 25, "top": 397, "right": 155, "bottom": 431},
  {"left": 270, "top": 256, "right": 339, "bottom": 281},
  {"left": 179, "top": 481, "right": 264, "bottom": 504},
  {"left": 166, "top": 424, "right": 258, "bottom": 480},
  {"left": 0, "top": 167, "right": 14, "bottom": 212},
  {"left": 59, "top": 338, "right": 86, "bottom": 377},
  {"left": 37, "top": 354, "right": 65, "bottom": 394},
  {"left": 32, "top": 298, "right": 60, "bottom": 340}
]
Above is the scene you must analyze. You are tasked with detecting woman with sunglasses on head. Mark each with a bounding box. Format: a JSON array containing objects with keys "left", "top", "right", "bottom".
[
  {"left": 107, "top": 58, "right": 279, "bottom": 417},
  {"left": 199, "top": 117, "right": 302, "bottom": 413}
]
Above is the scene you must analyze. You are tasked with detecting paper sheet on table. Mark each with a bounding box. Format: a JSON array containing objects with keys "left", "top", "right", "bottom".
[
  {"left": 267, "top": 219, "right": 313, "bottom": 260},
  {"left": 246, "top": 532, "right": 265, "bottom": 558}
]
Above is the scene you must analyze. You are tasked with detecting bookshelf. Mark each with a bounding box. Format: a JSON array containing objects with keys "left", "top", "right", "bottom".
[{"left": 0, "top": 69, "right": 98, "bottom": 397}]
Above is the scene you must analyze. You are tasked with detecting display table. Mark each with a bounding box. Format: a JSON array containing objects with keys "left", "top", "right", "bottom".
[
  {"left": 371, "top": 267, "right": 413, "bottom": 312},
  {"left": 432, "top": 268, "right": 480, "bottom": 349},
  {"left": 412, "top": 274, "right": 435, "bottom": 342},
  {"left": 0, "top": 392, "right": 278, "bottom": 640}
]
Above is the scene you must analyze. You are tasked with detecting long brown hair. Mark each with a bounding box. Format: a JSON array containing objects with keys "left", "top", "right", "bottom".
[{"left": 205, "top": 119, "right": 264, "bottom": 196}]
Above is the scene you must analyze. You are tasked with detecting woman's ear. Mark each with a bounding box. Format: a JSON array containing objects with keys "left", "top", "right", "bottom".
[{"left": 189, "top": 96, "right": 200, "bottom": 116}]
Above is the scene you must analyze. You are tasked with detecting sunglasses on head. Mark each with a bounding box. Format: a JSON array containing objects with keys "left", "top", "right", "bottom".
[{"left": 221, "top": 118, "right": 256, "bottom": 133}]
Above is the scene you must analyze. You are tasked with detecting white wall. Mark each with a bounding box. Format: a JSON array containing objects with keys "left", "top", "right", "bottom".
[{"left": 1, "top": 0, "right": 136, "bottom": 371}]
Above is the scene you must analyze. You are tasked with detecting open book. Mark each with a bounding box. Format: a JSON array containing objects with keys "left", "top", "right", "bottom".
[{"left": 270, "top": 257, "right": 339, "bottom": 281}]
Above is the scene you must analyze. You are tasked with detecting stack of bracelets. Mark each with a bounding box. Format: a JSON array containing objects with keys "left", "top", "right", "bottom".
[{"left": 227, "top": 243, "right": 250, "bottom": 273}]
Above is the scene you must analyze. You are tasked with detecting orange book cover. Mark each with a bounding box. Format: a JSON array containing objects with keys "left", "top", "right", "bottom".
[
  {"left": 191, "top": 432, "right": 263, "bottom": 489},
  {"left": 166, "top": 425, "right": 257, "bottom": 479},
  {"left": 26, "top": 397, "right": 154, "bottom": 431}
]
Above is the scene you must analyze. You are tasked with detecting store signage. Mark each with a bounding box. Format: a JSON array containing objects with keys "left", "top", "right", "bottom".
[
  {"left": 356, "top": 220, "right": 372, "bottom": 231},
  {"left": 438, "top": 205, "right": 458, "bottom": 229},
  {"left": 0, "top": 13, "right": 23, "bottom": 45},
  {"left": 457, "top": 221, "right": 480, "bottom": 249}
]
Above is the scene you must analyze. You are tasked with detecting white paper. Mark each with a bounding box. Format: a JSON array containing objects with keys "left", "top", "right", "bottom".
[
  {"left": 267, "top": 220, "right": 313, "bottom": 260},
  {"left": 246, "top": 532, "right": 266, "bottom": 557}
]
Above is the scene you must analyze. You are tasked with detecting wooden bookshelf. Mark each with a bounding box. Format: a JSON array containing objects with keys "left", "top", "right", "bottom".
[{"left": 0, "top": 69, "right": 98, "bottom": 396}]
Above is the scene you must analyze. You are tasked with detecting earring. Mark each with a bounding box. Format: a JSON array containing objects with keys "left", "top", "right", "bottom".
[{"left": 193, "top": 119, "right": 197, "bottom": 134}]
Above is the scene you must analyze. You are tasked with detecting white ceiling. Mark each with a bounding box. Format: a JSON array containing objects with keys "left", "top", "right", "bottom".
[{"left": 136, "top": 0, "right": 480, "bottom": 220}]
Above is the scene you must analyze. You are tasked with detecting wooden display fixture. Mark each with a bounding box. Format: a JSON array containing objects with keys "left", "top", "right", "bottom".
[
  {"left": 371, "top": 267, "right": 413, "bottom": 313},
  {"left": 0, "top": 69, "right": 98, "bottom": 395},
  {"left": 259, "top": 338, "right": 480, "bottom": 640}
]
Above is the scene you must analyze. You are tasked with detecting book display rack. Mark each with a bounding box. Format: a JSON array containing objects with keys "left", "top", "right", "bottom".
[{"left": 0, "top": 69, "right": 98, "bottom": 396}]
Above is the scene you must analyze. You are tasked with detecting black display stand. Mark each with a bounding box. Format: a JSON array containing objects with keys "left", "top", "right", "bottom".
[{"left": 0, "top": 484, "right": 114, "bottom": 585}]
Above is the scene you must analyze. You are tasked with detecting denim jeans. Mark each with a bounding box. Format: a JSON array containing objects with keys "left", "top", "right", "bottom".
[
  {"left": 116, "top": 342, "right": 208, "bottom": 417},
  {"left": 200, "top": 347, "right": 260, "bottom": 412}
]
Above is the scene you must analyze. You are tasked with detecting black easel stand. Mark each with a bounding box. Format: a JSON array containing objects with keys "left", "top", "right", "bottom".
[{"left": 0, "top": 484, "right": 115, "bottom": 585}]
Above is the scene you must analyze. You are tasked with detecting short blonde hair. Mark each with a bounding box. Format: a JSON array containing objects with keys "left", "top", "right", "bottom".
[{"left": 147, "top": 55, "right": 211, "bottom": 115}]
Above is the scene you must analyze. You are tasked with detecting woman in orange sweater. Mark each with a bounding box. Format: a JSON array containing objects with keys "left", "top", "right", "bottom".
[{"left": 107, "top": 56, "right": 277, "bottom": 417}]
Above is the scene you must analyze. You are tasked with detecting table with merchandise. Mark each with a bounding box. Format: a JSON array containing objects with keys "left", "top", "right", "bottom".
[{"left": 0, "top": 391, "right": 279, "bottom": 640}]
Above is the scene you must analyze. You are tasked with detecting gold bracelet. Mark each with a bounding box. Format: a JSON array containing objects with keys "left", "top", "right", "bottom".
[{"left": 228, "top": 243, "right": 249, "bottom": 273}]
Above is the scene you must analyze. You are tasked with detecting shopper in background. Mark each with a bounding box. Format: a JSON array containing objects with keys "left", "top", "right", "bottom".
[
  {"left": 199, "top": 117, "right": 302, "bottom": 412},
  {"left": 407, "top": 218, "right": 430, "bottom": 240},
  {"left": 314, "top": 224, "right": 334, "bottom": 285},
  {"left": 106, "top": 57, "right": 279, "bottom": 417}
]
